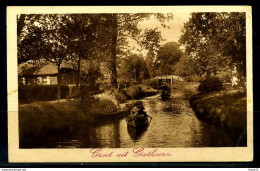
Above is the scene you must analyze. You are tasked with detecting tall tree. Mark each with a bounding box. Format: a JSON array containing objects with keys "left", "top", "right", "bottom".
[
  {"left": 18, "top": 14, "right": 70, "bottom": 102},
  {"left": 179, "top": 12, "right": 246, "bottom": 83},
  {"left": 118, "top": 54, "right": 150, "bottom": 82},
  {"left": 61, "top": 14, "right": 110, "bottom": 89},
  {"left": 103, "top": 14, "right": 173, "bottom": 87},
  {"left": 141, "top": 28, "right": 163, "bottom": 77},
  {"left": 154, "top": 42, "right": 183, "bottom": 75}
]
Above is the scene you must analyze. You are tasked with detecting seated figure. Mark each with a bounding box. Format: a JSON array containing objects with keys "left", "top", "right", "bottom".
[{"left": 128, "top": 101, "right": 147, "bottom": 121}]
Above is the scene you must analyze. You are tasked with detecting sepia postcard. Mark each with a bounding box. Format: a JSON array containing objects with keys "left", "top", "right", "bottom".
[{"left": 7, "top": 6, "right": 253, "bottom": 162}]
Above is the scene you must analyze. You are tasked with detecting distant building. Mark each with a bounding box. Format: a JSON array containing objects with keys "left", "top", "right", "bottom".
[{"left": 18, "top": 62, "right": 77, "bottom": 85}]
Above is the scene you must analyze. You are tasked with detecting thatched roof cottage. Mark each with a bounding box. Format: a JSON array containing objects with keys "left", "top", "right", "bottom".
[{"left": 18, "top": 61, "right": 77, "bottom": 85}]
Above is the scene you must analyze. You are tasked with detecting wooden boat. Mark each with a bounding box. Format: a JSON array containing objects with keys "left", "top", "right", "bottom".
[
  {"left": 161, "top": 92, "right": 170, "bottom": 101},
  {"left": 89, "top": 105, "right": 132, "bottom": 119},
  {"left": 125, "top": 114, "right": 152, "bottom": 128},
  {"left": 159, "top": 85, "right": 170, "bottom": 101}
]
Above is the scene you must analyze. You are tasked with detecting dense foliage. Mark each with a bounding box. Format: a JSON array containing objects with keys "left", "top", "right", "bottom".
[
  {"left": 154, "top": 42, "right": 183, "bottom": 75},
  {"left": 144, "top": 79, "right": 159, "bottom": 89},
  {"left": 198, "top": 77, "right": 223, "bottom": 92},
  {"left": 18, "top": 14, "right": 174, "bottom": 92},
  {"left": 118, "top": 54, "right": 150, "bottom": 82},
  {"left": 179, "top": 12, "right": 246, "bottom": 85}
]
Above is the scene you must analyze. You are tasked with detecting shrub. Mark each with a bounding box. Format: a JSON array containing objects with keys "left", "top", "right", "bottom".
[
  {"left": 144, "top": 79, "right": 158, "bottom": 89},
  {"left": 125, "top": 85, "right": 144, "bottom": 99},
  {"left": 19, "top": 85, "right": 70, "bottom": 103},
  {"left": 100, "top": 82, "right": 111, "bottom": 91},
  {"left": 198, "top": 77, "right": 223, "bottom": 92},
  {"left": 118, "top": 81, "right": 131, "bottom": 90},
  {"left": 80, "top": 83, "right": 101, "bottom": 94},
  {"left": 67, "top": 84, "right": 80, "bottom": 98},
  {"left": 114, "top": 90, "right": 127, "bottom": 103}
]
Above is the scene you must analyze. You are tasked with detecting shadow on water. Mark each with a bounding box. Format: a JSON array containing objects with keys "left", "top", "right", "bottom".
[{"left": 127, "top": 126, "right": 149, "bottom": 142}]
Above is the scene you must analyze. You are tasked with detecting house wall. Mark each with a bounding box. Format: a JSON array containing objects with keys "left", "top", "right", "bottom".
[
  {"left": 50, "top": 76, "right": 57, "bottom": 84},
  {"left": 19, "top": 69, "right": 77, "bottom": 85},
  {"left": 19, "top": 77, "right": 26, "bottom": 85},
  {"left": 41, "top": 76, "right": 51, "bottom": 85},
  {"left": 25, "top": 77, "right": 36, "bottom": 85},
  {"left": 46, "top": 76, "right": 51, "bottom": 85}
]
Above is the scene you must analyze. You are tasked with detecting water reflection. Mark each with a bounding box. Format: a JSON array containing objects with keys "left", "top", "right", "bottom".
[
  {"left": 20, "top": 93, "right": 236, "bottom": 148},
  {"left": 127, "top": 126, "right": 148, "bottom": 142}
]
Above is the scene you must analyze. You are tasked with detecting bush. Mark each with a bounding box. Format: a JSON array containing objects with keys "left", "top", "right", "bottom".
[
  {"left": 80, "top": 83, "right": 101, "bottom": 95},
  {"left": 67, "top": 84, "right": 80, "bottom": 98},
  {"left": 19, "top": 85, "right": 70, "bottom": 103},
  {"left": 100, "top": 82, "right": 111, "bottom": 91},
  {"left": 144, "top": 79, "right": 158, "bottom": 89},
  {"left": 114, "top": 90, "right": 127, "bottom": 103},
  {"left": 198, "top": 77, "right": 223, "bottom": 92},
  {"left": 125, "top": 85, "right": 144, "bottom": 100}
]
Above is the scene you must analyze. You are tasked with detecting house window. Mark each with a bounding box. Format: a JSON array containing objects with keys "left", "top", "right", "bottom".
[
  {"left": 19, "top": 77, "right": 25, "bottom": 85},
  {"left": 35, "top": 77, "right": 41, "bottom": 85},
  {"left": 50, "top": 76, "right": 57, "bottom": 84},
  {"left": 42, "top": 76, "right": 48, "bottom": 85}
]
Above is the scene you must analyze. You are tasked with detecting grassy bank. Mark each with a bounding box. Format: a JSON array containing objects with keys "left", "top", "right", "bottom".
[
  {"left": 171, "top": 80, "right": 199, "bottom": 100},
  {"left": 189, "top": 90, "right": 247, "bottom": 146},
  {"left": 19, "top": 98, "right": 118, "bottom": 147}
]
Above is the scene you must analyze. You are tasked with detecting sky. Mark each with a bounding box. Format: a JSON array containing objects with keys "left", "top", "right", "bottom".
[{"left": 128, "top": 12, "right": 191, "bottom": 54}]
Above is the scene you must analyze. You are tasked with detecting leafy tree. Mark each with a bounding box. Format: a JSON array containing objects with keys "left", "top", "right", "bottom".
[
  {"left": 18, "top": 15, "right": 73, "bottom": 101},
  {"left": 18, "top": 14, "right": 110, "bottom": 100},
  {"left": 61, "top": 14, "right": 111, "bottom": 88},
  {"left": 118, "top": 54, "right": 150, "bottom": 82},
  {"left": 179, "top": 12, "right": 246, "bottom": 84},
  {"left": 142, "top": 29, "right": 164, "bottom": 77},
  {"left": 102, "top": 14, "right": 173, "bottom": 87},
  {"left": 154, "top": 42, "right": 183, "bottom": 75},
  {"left": 18, "top": 13, "right": 174, "bottom": 92},
  {"left": 174, "top": 53, "right": 195, "bottom": 77}
]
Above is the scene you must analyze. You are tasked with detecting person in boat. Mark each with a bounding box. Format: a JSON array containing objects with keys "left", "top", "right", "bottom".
[
  {"left": 160, "top": 85, "right": 170, "bottom": 100},
  {"left": 128, "top": 101, "right": 148, "bottom": 120}
]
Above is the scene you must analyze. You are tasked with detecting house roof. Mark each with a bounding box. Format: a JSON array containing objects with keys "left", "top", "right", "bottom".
[
  {"left": 18, "top": 62, "right": 75, "bottom": 76},
  {"left": 18, "top": 60, "right": 93, "bottom": 76}
]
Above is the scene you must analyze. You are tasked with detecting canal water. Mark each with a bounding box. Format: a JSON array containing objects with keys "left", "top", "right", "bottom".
[{"left": 22, "top": 91, "right": 235, "bottom": 148}]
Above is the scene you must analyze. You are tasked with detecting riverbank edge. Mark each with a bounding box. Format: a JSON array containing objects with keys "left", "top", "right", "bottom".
[
  {"left": 188, "top": 90, "right": 247, "bottom": 146},
  {"left": 18, "top": 86, "right": 158, "bottom": 145}
]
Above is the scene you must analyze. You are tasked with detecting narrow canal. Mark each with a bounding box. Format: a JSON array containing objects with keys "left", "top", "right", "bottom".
[{"left": 22, "top": 86, "right": 235, "bottom": 148}]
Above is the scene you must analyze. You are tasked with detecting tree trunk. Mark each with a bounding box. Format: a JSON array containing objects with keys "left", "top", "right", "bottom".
[
  {"left": 17, "top": 14, "right": 25, "bottom": 39},
  {"left": 110, "top": 15, "right": 118, "bottom": 88},
  {"left": 76, "top": 55, "right": 81, "bottom": 89},
  {"left": 57, "top": 63, "right": 61, "bottom": 103}
]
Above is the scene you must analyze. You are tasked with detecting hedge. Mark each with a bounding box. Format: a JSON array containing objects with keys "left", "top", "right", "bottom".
[
  {"left": 198, "top": 77, "right": 223, "bottom": 92},
  {"left": 19, "top": 85, "right": 70, "bottom": 103}
]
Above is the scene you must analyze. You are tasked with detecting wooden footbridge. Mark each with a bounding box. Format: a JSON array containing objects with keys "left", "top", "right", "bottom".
[{"left": 155, "top": 75, "right": 184, "bottom": 90}]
